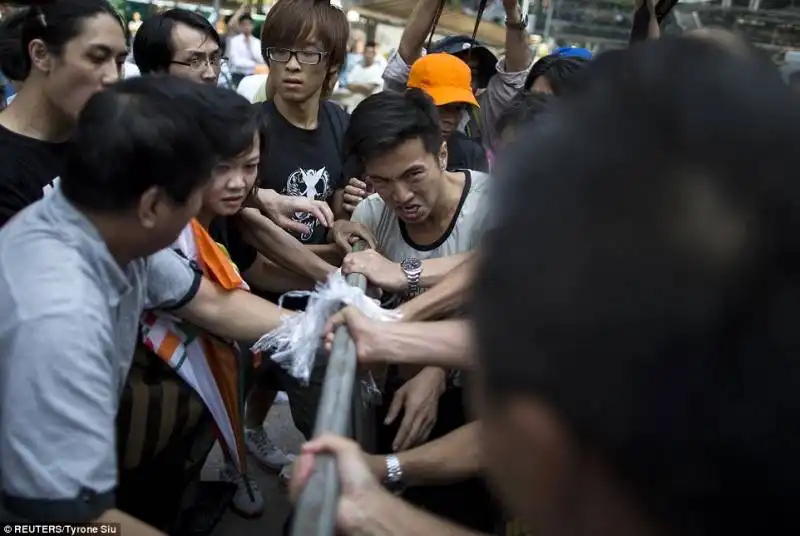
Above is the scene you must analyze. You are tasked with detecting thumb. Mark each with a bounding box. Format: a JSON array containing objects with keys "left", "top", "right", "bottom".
[
  {"left": 384, "top": 387, "right": 406, "bottom": 425},
  {"left": 323, "top": 310, "right": 349, "bottom": 341},
  {"left": 335, "top": 234, "right": 354, "bottom": 254}
]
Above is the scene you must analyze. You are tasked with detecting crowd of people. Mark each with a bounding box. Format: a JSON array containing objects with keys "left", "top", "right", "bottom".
[{"left": 0, "top": 0, "right": 798, "bottom": 535}]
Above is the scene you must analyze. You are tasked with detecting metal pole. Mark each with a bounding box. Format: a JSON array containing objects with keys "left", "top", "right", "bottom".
[
  {"left": 291, "top": 241, "right": 370, "bottom": 536},
  {"left": 542, "top": 0, "right": 556, "bottom": 42},
  {"left": 212, "top": 0, "right": 221, "bottom": 22}
]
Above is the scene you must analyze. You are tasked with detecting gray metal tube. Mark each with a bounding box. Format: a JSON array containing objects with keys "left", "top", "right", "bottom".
[{"left": 291, "top": 241, "right": 370, "bottom": 536}]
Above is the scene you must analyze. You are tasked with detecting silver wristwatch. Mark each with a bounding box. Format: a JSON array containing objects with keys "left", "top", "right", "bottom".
[
  {"left": 384, "top": 454, "right": 405, "bottom": 493},
  {"left": 400, "top": 257, "right": 423, "bottom": 297}
]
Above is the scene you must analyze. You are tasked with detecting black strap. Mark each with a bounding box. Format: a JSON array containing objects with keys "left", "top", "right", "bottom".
[
  {"left": 426, "top": 0, "right": 448, "bottom": 51},
  {"left": 466, "top": 0, "right": 492, "bottom": 66},
  {"left": 656, "top": 0, "right": 680, "bottom": 24}
]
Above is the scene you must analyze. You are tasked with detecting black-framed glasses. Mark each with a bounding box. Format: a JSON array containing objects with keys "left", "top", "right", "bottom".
[
  {"left": 171, "top": 55, "right": 227, "bottom": 71},
  {"left": 266, "top": 47, "right": 328, "bottom": 65}
]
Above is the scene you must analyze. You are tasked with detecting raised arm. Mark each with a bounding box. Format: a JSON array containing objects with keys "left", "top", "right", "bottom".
[{"left": 481, "top": 0, "right": 536, "bottom": 150}]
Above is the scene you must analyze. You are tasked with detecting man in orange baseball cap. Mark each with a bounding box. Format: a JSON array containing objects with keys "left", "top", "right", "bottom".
[{"left": 407, "top": 53, "right": 487, "bottom": 172}]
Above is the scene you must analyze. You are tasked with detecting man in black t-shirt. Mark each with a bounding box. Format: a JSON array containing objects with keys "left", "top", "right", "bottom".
[{"left": 241, "top": 0, "right": 352, "bottom": 471}]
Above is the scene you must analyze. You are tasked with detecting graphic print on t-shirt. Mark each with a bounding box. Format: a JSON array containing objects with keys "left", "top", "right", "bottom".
[{"left": 284, "top": 167, "right": 332, "bottom": 241}]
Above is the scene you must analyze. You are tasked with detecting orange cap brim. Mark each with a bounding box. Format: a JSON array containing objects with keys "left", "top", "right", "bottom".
[{"left": 424, "top": 85, "right": 479, "bottom": 108}]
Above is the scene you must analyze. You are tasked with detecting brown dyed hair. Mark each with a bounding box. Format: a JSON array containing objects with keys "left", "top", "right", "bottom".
[{"left": 260, "top": 0, "right": 349, "bottom": 97}]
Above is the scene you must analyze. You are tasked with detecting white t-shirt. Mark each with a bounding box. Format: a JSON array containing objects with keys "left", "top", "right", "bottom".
[
  {"left": 351, "top": 170, "right": 490, "bottom": 268},
  {"left": 347, "top": 61, "right": 385, "bottom": 93},
  {"left": 228, "top": 34, "right": 265, "bottom": 75}
]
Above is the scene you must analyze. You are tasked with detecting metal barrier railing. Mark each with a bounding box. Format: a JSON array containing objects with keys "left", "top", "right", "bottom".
[{"left": 291, "top": 240, "right": 376, "bottom": 536}]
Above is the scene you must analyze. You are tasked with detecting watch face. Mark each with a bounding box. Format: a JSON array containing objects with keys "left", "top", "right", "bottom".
[{"left": 402, "top": 257, "right": 422, "bottom": 272}]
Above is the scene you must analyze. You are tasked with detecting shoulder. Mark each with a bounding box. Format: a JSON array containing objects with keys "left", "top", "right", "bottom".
[
  {"left": 468, "top": 169, "right": 491, "bottom": 192},
  {"left": 351, "top": 193, "right": 387, "bottom": 226},
  {"left": 0, "top": 225, "right": 108, "bottom": 319},
  {"left": 323, "top": 100, "right": 350, "bottom": 127}
]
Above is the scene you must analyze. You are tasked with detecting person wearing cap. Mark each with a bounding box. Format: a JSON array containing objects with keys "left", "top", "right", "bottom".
[
  {"left": 382, "top": 0, "right": 535, "bottom": 153},
  {"left": 407, "top": 53, "right": 488, "bottom": 173}
]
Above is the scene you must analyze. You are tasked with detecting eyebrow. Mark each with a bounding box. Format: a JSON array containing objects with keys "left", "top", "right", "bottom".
[{"left": 371, "top": 165, "right": 425, "bottom": 181}]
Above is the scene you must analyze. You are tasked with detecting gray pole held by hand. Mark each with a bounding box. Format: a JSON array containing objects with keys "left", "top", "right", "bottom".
[{"left": 291, "top": 241, "right": 369, "bottom": 536}]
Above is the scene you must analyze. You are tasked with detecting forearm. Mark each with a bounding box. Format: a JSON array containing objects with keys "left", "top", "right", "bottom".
[
  {"left": 347, "top": 83, "right": 377, "bottom": 95},
  {"left": 419, "top": 252, "right": 472, "bottom": 288},
  {"left": 398, "top": 0, "right": 442, "bottom": 64},
  {"left": 177, "top": 279, "right": 293, "bottom": 343},
  {"left": 399, "top": 254, "right": 475, "bottom": 320},
  {"left": 308, "top": 243, "right": 345, "bottom": 266},
  {"left": 504, "top": 4, "right": 533, "bottom": 72},
  {"left": 374, "top": 320, "right": 473, "bottom": 369},
  {"left": 238, "top": 208, "right": 336, "bottom": 282},
  {"left": 398, "top": 422, "right": 481, "bottom": 486},
  {"left": 630, "top": 0, "right": 659, "bottom": 43},
  {"left": 243, "top": 255, "right": 315, "bottom": 294},
  {"left": 347, "top": 489, "right": 484, "bottom": 536}
]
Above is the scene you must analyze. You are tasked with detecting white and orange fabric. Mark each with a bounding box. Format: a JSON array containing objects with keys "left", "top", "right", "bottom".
[{"left": 141, "top": 219, "right": 258, "bottom": 475}]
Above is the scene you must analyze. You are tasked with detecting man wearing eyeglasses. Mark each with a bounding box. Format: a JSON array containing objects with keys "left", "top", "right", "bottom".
[
  {"left": 133, "top": 9, "right": 226, "bottom": 87},
  {"left": 227, "top": 14, "right": 265, "bottom": 87},
  {"left": 235, "top": 0, "right": 356, "bottom": 488}
]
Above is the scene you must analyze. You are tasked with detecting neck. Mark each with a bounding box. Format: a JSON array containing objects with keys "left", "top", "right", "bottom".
[
  {"left": 423, "top": 171, "right": 466, "bottom": 230},
  {"left": 196, "top": 208, "right": 215, "bottom": 229},
  {"left": 274, "top": 91, "right": 321, "bottom": 129},
  {"left": 81, "top": 209, "right": 144, "bottom": 267},
  {"left": 0, "top": 79, "right": 74, "bottom": 142}
]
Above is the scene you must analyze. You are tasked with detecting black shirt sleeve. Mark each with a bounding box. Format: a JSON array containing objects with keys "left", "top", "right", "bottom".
[{"left": 208, "top": 216, "right": 258, "bottom": 273}]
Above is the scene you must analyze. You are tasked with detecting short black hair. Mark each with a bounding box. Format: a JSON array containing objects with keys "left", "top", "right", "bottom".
[
  {"left": 239, "top": 14, "right": 253, "bottom": 23},
  {"left": 62, "top": 75, "right": 259, "bottom": 211},
  {"left": 477, "top": 38, "right": 800, "bottom": 536},
  {"left": 524, "top": 54, "right": 587, "bottom": 94},
  {"left": 133, "top": 8, "right": 222, "bottom": 74},
  {"left": 345, "top": 88, "right": 441, "bottom": 165},
  {"left": 0, "top": 10, "right": 26, "bottom": 82},
  {"left": 20, "top": 0, "right": 124, "bottom": 78},
  {"left": 364, "top": 40, "right": 377, "bottom": 48},
  {"left": 496, "top": 92, "right": 554, "bottom": 138}
]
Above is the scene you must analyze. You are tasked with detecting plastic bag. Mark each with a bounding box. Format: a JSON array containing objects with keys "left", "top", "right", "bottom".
[{"left": 251, "top": 272, "right": 402, "bottom": 387}]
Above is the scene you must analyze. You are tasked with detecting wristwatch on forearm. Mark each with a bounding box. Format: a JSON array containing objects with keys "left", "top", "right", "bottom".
[
  {"left": 383, "top": 454, "right": 406, "bottom": 494},
  {"left": 400, "top": 257, "right": 423, "bottom": 297}
]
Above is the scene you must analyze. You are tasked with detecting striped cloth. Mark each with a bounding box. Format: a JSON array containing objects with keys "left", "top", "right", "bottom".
[{"left": 140, "top": 219, "right": 256, "bottom": 474}]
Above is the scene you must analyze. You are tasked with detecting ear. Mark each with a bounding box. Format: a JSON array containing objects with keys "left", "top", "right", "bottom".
[
  {"left": 137, "top": 186, "right": 164, "bottom": 230},
  {"left": 28, "top": 39, "right": 51, "bottom": 74},
  {"left": 438, "top": 140, "right": 448, "bottom": 171}
]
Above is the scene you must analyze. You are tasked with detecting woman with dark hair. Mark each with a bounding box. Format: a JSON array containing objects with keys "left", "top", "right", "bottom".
[{"left": 0, "top": 0, "right": 127, "bottom": 227}]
